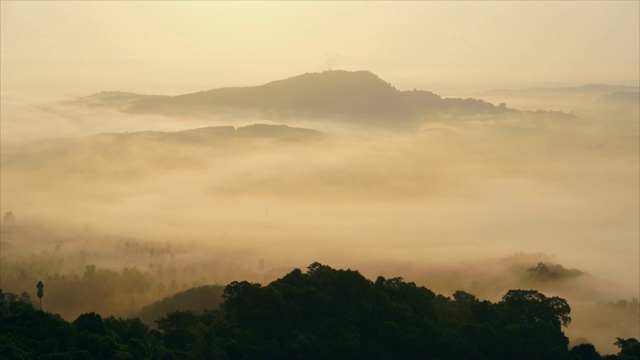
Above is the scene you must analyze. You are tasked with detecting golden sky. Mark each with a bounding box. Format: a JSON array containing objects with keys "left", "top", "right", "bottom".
[{"left": 1, "top": 1, "right": 638, "bottom": 97}]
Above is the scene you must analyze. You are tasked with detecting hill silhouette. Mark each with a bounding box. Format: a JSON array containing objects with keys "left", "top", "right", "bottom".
[
  {"left": 599, "top": 91, "right": 640, "bottom": 105},
  {"left": 138, "top": 285, "right": 225, "bottom": 325},
  {"left": 1, "top": 124, "right": 326, "bottom": 178},
  {"left": 72, "top": 71, "right": 512, "bottom": 125}
]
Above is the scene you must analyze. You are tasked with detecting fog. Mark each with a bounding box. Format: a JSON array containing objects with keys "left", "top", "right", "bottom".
[
  {"left": 2, "top": 94, "right": 637, "bottom": 277},
  {"left": 2, "top": 1, "right": 638, "bottom": 355},
  {"left": 1, "top": 83, "right": 638, "bottom": 353}
]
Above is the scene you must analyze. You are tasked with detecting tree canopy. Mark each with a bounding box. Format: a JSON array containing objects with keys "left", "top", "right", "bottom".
[{"left": 1, "top": 263, "right": 636, "bottom": 360}]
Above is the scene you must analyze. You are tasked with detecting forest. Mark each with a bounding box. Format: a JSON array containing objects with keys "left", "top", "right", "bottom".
[
  {"left": 1, "top": 262, "right": 638, "bottom": 360},
  {"left": 2, "top": 199, "right": 639, "bottom": 357}
]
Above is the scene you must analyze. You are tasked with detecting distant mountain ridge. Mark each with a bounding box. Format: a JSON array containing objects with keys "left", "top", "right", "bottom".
[
  {"left": 72, "top": 70, "right": 512, "bottom": 124},
  {"left": 1, "top": 124, "right": 326, "bottom": 176},
  {"left": 128, "top": 70, "right": 408, "bottom": 116},
  {"left": 599, "top": 91, "right": 640, "bottom": 104},
  {"left": 484, "top": 84, "right": 639, "bottom": 94},
  {"left": 478, "top": 84, "right": 639, "bottom": 112}
]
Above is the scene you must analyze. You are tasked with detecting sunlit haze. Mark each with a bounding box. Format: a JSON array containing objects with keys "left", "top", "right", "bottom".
[
  {"left": 2, "top": 1, "right": 638, "bottom": 96},
  {"left": 1, "top": 1, "right": 638, "bottom": 356}
]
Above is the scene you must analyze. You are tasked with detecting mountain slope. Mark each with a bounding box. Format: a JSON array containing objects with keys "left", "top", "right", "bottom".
[
  {"left": 1, "top": 124, "right": 326, "bottom": 178},
  {"left": 126, "top": 70, "right": 412, "bottom": 117},
  {"left": 138, "top": 285, "right": 225, "bottom": 325},
  {"left": 72, "top": 71, "right": 509, "bottom": 123}
]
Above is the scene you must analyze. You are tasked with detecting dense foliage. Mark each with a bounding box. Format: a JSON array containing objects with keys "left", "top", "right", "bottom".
[
  {"left": 1, "top": 263, "right": 637, "bottom": 359},
  {"left": 138, "top": 285, "right": 225, "bottom": 325}
]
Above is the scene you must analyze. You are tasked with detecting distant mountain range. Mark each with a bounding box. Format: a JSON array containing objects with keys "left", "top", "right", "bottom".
[
  {"left": 1, "top": 124, "right": 326, "bottom": 176},
  {"left": 151, "top": 124, "right": 326, "bottom": 143},
  {"left": 483, "top": 84, "right": 639, "bottom": 96},
  {"left": 72, "top": 71, "right": 513, "bottom": 124},
  {"left": 598, "top": 91, "right": 640, "bottom": 104}
]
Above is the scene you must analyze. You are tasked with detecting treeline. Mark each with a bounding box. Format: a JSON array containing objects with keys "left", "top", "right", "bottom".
[
  {"left": 1, "top": 223, "right": 266, "bottom": 320},
  {"left": 2, "top": 263, "right": 638, "bottom": 360}
]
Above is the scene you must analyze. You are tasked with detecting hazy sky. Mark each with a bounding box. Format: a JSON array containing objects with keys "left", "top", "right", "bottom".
[{"left": 1, "top": 1, "right": 638, "bottom": 97}]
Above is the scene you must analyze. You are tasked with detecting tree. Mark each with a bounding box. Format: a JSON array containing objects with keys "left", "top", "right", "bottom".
[
  {"left": 3, "top": 211, "right": 15, "bottom": 224},
  {"left": 498, "top": 289, "right": 571, "bottom": 328},
  {"left": 73, "top": 312, "right": 106, "bottom": 334},
  {"left": 18, "top": 292, "right": 31, "bottom": 303},
  {"left": 528, "top": 262, "right": 559, "bottom": 281},
  {"left": 570, "top": 343, "right": 602, "bottom": 360},
  {"left": 614, "top": 337, "right": 640, "bottom": 359},
  {"left": 36, "top": 281, "right": 44, "bottom": 310},
  {"left": 495, "top": 290, "right": 571, "bottom": 359}
]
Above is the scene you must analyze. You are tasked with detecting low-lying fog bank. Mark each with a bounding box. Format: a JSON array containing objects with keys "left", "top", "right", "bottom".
[
  {"left": 1, "top": 218, "right": 638, "bottom": 354},
  {"left": 1, "top": 85, "right": 638, "bottom": 354}
]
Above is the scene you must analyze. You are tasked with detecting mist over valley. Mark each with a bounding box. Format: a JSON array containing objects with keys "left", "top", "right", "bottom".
[
  {"left": 1, "top": 2, "right": 638, "bottom": 357},
  {"left": 1, "top": 70, "right": 638, "bottom": 355}
]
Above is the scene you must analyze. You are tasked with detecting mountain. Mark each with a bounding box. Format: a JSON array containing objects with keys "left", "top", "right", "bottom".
[
  {"left": 71, "top": 90, "right": 168, "bottom": 108},
  {"left": 598, "top": 91, "right": 640, "bottom": 104},
  {"left": 1, "top": 124, "right": 326, "bottom": 177},
  {"left": 72, "top": 71, "right": 512, "bottom": 124},
  {"left": 169, "top": 123, "right": 325, "bottom": 142},
  {"left": 127, "top": 70, "right": 406, "bottom": 117},
  {"left": 138, "top": 285, "right": 225, "bottom": 325},
  {"left": 474, "top": 84, "right": 640, "bottom": 113},
  {"left": 482, "top": 84, "right": 640, "bottom": 97}
]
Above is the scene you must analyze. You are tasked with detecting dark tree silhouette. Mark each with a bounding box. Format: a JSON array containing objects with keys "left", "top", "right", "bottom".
[
  {"left": 614, "top": 337, "right": 640, "bottom": 359},
  {"left": 498, "top": 289, "right": 571, "bottom": 328},
  {"left": 570, "top": 343, "right": 602, "bottom": 360},
  {"left": 3, "top": 263, "right": 623, "bottom": 360},
  {"left": 3, "top": 211, "right": 15, "bottom": 224},
  {"left": 36, "top": 281, "right": 43, "bottom": 310}
]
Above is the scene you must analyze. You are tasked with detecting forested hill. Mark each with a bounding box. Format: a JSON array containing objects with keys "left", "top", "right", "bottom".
[
  {"left": 2, "top": 263, "right": 638, "bottom": 359},
  {"left": 72, "top": 70, "right": 513, "bottom": 121}
]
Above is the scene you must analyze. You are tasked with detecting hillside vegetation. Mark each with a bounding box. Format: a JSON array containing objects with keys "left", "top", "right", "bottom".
[{"left": 3, "top": 263, "right": 638, "bottom": 359}]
